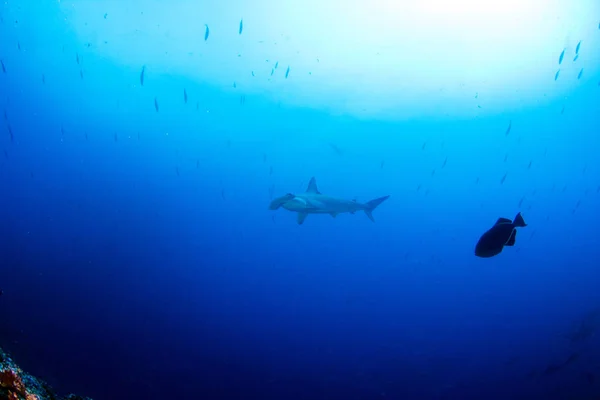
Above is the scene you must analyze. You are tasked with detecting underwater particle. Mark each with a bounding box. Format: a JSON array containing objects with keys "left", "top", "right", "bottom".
[
  {"left": 239, "top": 18, "right": 243, "bottom": 34},
  {"left": 560, "top": 105, "right": 565, "bottom": 114},
  {"left": 505, "top": 120, "right": 512, "bottom": 136},
  {"left": 575, "top": 40, "right": 581, "bottom": 54},
  {"left": 140, "top": 65, "right": 145, "bottom": 86},
  {"left": 269, "top": 165, "right": 273, "bottom": 175},
  {"left": 558, "top": 49, "right": 565, "bottom": 64},
  {"left": 17, "top": 42, "right": 20, "bottom": 51},
  {"left": 573, "top": 54, "right": 579, "bottom": 62},
  {"left": 474, "top": 213, "right": 527, "bottom": 258},
  {"left": 7, "top": 124, "right": 13, "bottom": 142},
  {"left": 380, "top": 160, "right": 385, "bottom": 169},
  {"left": 114, "top": 133, "right": 117, "bottom": 142},
  {"left": 527, "top": 160, "right": 532, "bottom": 169},
  {"left": 154, "top": 97, "right": 159, "bottom": 112},
  {"left": 577, "top": 68, "right": 583, "bottom": 79},
  {"left": 554, "top": 70, "right": 560, "bottom": 81},
  {"left": 204, "top": 24, "right": 210, "bottom": 41},
  {"left": 285, "top": 66, "right": 290, "bottom": 78},
  {"left": 104, "top": 13, "right": 108, "bottom": 19},
  {"left": 183, "top": 88, "right": 188, "bottom": 104},
  {"left": 176, "top": 166, "right": 180, "bottom": 176},
  {"left": 1, "top": 60, "right": 6, "bottom": 73}
]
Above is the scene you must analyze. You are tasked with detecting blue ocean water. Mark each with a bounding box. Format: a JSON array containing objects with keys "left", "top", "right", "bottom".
[{"left": 1, "top": 1, "right": 600, "bottom": 399}]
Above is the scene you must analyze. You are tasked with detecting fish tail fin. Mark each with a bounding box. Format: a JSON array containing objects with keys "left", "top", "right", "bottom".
[
  {"left": 513, "top": 212, "right": 526, "bottom": 227},
  {"left": 364, "top": 195, "right": 390, "bottom": 222}
]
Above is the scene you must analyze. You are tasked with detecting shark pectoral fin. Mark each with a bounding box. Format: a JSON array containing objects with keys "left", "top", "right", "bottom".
[
  {"left": 297, "top": 212, "right": 308, "bottom": 225},
  {"left": 330, "top": 212, "right": 337, "bottom": 218}
]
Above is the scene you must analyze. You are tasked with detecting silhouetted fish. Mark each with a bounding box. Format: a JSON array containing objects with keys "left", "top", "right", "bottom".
[
  {"left": 554, "top": 70, "right": 560, "bottom": 81},
  {"left": 575, "top": 40, "right": 581, "bottom": 54},
  {"left": 204, "top": 24, "right": 210, "bottom": 41},
  {"left": 285, "top": 66, "right": 290, "bottom": 78},
  {"left": 184, "top": 88, "right": 188, "bottom": 104},
  {"left": 505, "top": 120, "right": 512, "bottom": 136},
  {"left": 577, "top": 69, "right": 583, "bottom": 79},
  {"left": 475, "top": 213, "right": 527, "bottom": 258},
  {"left": 140, "top": 65, "right": 145, "bottom": 86},
  {"left": 154, "top": 97, "right": 159, "bottom": 112},
  {"left": 0, "top": 60, "right": 6, "bottom": 73},
  {"left": 558, "top": 49, "right": 565, "bottom": 64},
  {"left": 239, "top": 19, "right": 243, "bottom": 35}
]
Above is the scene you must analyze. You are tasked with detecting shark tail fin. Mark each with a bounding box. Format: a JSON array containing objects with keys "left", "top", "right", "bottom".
[{"left": 364, "top": 195, "right": 390, "bottom": 222}]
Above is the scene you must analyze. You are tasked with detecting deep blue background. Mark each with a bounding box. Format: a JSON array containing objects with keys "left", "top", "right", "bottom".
[{"left": 1, "top": 2, "right": 600, "bottom": 400}]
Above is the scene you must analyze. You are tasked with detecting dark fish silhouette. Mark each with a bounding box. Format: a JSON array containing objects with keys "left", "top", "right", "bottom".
[
  {"left": 475, "top": 212, "right": 527, "bottom": 258},
  {"left": 575, "top": 40, "right": 581, "bottom": 54},
  {"left": 140, "top": 65, "right": 145, "bottom": 86},
  {"left": 558, "top": 49, "right": 565, "bottom": 64},
  {"left": 0, "top": 60, "right": 6, "bottom": 73},
  {"left": 239, "top": 19, "right": 243, "bottom": 35},
  {"left": 204, "top": 24, "right": 210, "bottom": 41}
]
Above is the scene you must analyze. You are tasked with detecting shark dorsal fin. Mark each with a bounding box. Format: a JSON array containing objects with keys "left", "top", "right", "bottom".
[{"left": 306, "top": 177, "right": 320, "bottom": 194}]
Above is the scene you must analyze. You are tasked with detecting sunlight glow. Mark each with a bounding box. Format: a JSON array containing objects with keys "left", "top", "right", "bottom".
[{"left": 61, "top": 0, "right": 600, "bottom": 120}]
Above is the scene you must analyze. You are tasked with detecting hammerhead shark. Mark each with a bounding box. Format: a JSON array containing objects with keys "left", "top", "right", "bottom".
[{"left": 269, "top": 177, "right": 390, "bottom": 225}]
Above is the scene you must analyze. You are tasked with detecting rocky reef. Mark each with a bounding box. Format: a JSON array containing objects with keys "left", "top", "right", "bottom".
[{"left": 0, "top": 346, "right": 91, "bottom": 400}]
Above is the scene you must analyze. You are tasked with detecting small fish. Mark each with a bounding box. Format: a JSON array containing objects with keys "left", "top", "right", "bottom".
[
  {"left": 17, "top": 42, "right": 20, "bottom": 51},
  {"left": 204, "top": 24, "right": 210, "bottom": 41},
  {"left": 270, "top": 68, "right": 274, "bottom": 76},
  {"left": 527, "top": 160, "right": 532, "bottom": 169},
  {"left": 251, "top": 71, "right": 255, "bottom": 77},
  {"left": 183, "top": 88, "right": 188, "bottom": 104},
  {"left": 285, "top": 66, "right": 290, "bottom": 79},
  {"left": 558, "top": 49, "right": 565, "bottom": 64},
  {"left": 577, "top": 68, "right": 583, "bottom": 79},
  {"left": 575, "top": 41, "right": 581, "bottom": 54},
  {"left": 76, "top": 52, "right": 80, "bottom": 65},
  {"left": 0, "top": 60, "right": 6, "bottom": 73},
  {"left": 79, "top": 70, "right": 83, "bottom": 79},
  {"left": 154, "top": 97, "right": 159, "bottom": 112},
  {"left": 442, "top": 157, "right": 447, "bottom": 168},
  {"left": 41, "top": 74, "right": 45, "bottom": 84},
  {"left": 560, "top": 105, "right": 565, "bottom": 114},
  {"left": 475, "top": 213, "right": 527, "bottom": 258},
  {"left": 239, "top": 19, "right": 243, "bottom": 35},
  {"left": 233, "top": 82, "right": 237, "bottom": 88},
  {"left": 518, "top": 197, "right": 525, "bottom": 207},
  {"left": 505, "top": 120, "right": 512, "bottom": 136},
  {"left": 274, "top": 61, "right": 279, "bottom": 69},
  {"left": 140, "top": 66, "right": 145, "bottom": 86},
  {"left": 104, "top": 13, "right": 108, "bottom": 19},
  {"left": 573, "top": 54, "right": 579, "bottom": 62},
  {"left": 500, "top": 173, "right": 507, "bottom": 184},
  {"left": 555, "top": 70, "right": 560, "bottom": 81}
]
